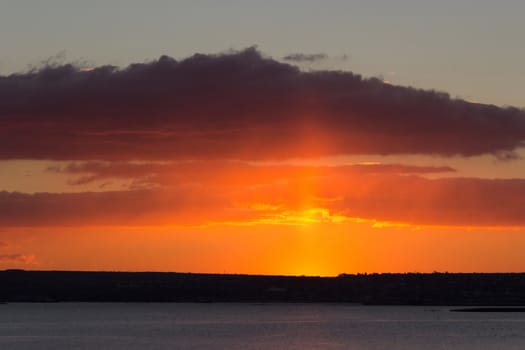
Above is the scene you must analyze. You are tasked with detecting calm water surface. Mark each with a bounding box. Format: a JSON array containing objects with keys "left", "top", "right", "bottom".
[{"left": 1, "top": 303, "right": 525, "bottom": 349}]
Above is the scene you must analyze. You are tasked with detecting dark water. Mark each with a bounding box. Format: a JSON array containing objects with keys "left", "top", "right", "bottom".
[{"left": 1, "top": 303, "right": 525, "bottom": 349}]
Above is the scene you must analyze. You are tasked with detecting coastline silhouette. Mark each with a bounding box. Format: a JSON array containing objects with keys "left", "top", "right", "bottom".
[{"left": 2, "top": 270, "right": 525, "bottom": 305}]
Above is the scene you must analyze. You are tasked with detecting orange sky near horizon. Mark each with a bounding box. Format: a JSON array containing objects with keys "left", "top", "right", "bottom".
[{"left": 3, "top": 220, "right": 525, "bottom": 276}]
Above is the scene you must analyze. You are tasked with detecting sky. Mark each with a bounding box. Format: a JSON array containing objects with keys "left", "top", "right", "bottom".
[{"left": 1, "top": 1, "right": 525, "bottom": 275}]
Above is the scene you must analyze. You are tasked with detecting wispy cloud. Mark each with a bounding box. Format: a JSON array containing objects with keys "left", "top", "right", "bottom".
[
  {"left": 0, "top": 253, "right": 36, "bottom": 264},
  {"left": 2, "top": 162, "right": 524, "bottom": 228},
  {"left": 283, "top": 53, "right": 328, "bottom": 62},
  {"left": 47, "top": 161, "right": 456, "bottom": 187}
]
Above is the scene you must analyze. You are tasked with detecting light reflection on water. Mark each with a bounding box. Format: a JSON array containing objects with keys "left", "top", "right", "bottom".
[{"left": 1, "top": 303, "right": 525, "bottom": 349}]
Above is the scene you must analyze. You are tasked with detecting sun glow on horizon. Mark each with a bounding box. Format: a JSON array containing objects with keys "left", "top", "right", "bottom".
[{"left": 247, "top": 205, "right": 349, "bottom": 226}]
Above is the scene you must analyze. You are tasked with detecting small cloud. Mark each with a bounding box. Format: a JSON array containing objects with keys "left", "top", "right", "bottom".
[
  {"left": 283, "top": 53, "right": 328, "bottom": 62},
  {"left": 45, "top": 166, "right": 61, "bottom": 173},
  {"left": 283, "top": 53, "right": 349, "bottom": 63},
  {"left": 494, "top": 150, "right": 521, "bottom": 162},
  {"left": 0, "top": 254, "right": 36, "bottom": 264},
  {"left": 40, "top": 50, "right": 67, "bottom": 67}
]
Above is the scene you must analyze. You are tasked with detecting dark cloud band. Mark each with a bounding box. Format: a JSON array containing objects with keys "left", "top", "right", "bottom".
[
  {"left": 1, "top": 169, "right": 524, "bottom": 228},
  {"left": 1, "top": 48, "right": 524, "bottom": 161}
]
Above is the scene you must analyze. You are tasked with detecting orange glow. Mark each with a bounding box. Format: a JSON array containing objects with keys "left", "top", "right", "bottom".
[
  {"left": 2, "top": 158, "right": 525, "bottom": 274},
  {"left": 3, "top": 222, "right": 525, "bottom": 276}
]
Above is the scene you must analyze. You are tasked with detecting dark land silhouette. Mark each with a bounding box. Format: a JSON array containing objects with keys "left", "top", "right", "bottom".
[
  {"left": 451, "top": 307, "right": 525, "bottom": 312},
  {"left": 2, "top": 270, "right": 525, "bottom": 305}
]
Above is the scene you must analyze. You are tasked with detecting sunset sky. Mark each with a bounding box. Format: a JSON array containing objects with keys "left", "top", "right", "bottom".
[{"left": 1, "top": 1, "right": 525, "bottom": 275}]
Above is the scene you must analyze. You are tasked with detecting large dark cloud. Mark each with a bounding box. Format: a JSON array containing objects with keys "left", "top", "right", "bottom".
[{"left": 1, "top": 47, "right": 525, "bottom": 161}]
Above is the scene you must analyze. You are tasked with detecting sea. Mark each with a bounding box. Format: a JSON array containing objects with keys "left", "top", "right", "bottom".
[{"left": 1, "top": 303, "right": 525, "bottom": 349}]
